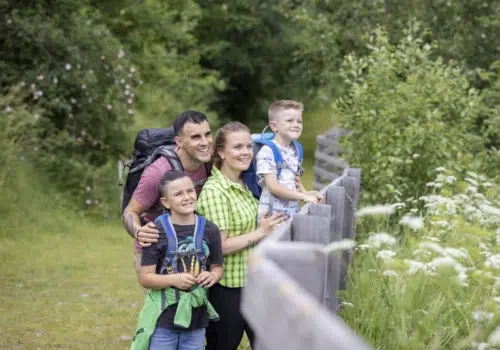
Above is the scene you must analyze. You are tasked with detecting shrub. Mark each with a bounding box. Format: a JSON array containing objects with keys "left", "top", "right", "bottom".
[{"left": 334, "top": 21, "right": 486, "bottom": 205}]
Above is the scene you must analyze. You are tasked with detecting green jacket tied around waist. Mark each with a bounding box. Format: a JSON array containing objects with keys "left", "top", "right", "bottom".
[{"left": 130, "top": 286, "right": 219, "bottom": 350}]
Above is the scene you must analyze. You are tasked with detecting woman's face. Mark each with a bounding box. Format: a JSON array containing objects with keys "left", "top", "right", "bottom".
[{"left": 218, "top": 131, "right": 253, "bottom": 172}]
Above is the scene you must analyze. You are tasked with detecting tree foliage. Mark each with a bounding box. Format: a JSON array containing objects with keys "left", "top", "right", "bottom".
[{"left": 335, "top": 22, "right": 486, "bottom": 204}]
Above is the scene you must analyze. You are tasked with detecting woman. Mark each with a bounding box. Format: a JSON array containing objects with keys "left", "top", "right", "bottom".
[{"left": 197, "top": 121, "right": 286, "bottom": 350}]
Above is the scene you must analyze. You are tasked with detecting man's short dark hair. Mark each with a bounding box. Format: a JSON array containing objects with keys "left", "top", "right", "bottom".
[{"left": 173, "top": 110, "right": 209, "bottom": 136}]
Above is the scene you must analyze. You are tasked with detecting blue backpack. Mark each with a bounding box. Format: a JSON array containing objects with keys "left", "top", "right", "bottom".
[
  {"left": 154, "top": 213, "right": 206, "bottom": 280},
  {"left": 242, "top": 131, "right": 304, "bottom": 199}
]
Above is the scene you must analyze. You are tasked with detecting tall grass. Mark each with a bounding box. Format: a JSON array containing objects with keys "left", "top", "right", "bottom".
[{"left": 341, "top": 169, "right": 500, "bottom": 349}]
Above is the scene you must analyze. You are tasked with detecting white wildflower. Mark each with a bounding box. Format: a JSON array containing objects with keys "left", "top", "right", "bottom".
[
  {"left": 493, "top": 297, "right": 500, "bottom": 304},
  {"left": 367, "top": 233, "right": 397, "bottom": 248},
  {"left": 124, "top": 90, "right": 130, "bottom": 96},
  {"left": 472, "top": 311, "right": 494, "bottom": 323},
  {"left": 34, "top": 113, "right": 40, "bottom": 121},
  {"left": 368, "top": 269, "right": 377, "bottom": 273},
  {"left": 485, "top": 255, "right": 500, "bottom": 270},
  {"left": 391, "top": 202, "right": 406, "bottom": 210},
  {"left": 53, "top": 77, "right": 58, "bottom": 84},
  {"left": 446, "top": 176, "right": 457, "bottom": 184},
  {"left": 480, "top": 204, "right": 500, "bottom": 216},
  {"left": 434, "top": 167, "right": 446, "bottom": 172},
  {"left": 483, "top": 182, "right": 494, "bottom": 188},
  {"left": 118, "top": 49, "right": 125, "bottom": 58},
  {"left": 412, "top": 153, "right": 420, "bottom": 159},
  {"left": 356, "top": 244, "right": 371, "bottom": 250},
  {"left": 323, "top": 239, "right": 356, "bottom": 253},
  {"left": 376, "top": 250, "right": 396, "bottom": 261},
  {"left": 86, "top": 199, "right": 92, "bottom": 205},
  {"left": 70, "top": 98, "right": 76, "bottom": 104},
  {"left": 340, "top": 301, "right": 353, "bottom": 307},
  {"left": 5, "top": 106, "right": 13, "bottom": 113},
  {"left": 399, "top": 216, "right": 424, "bottom": 230},
  {"left": 81, "top": 84, "right": 86, "bottom": 89},
  {"left": 356, "top": 204, "right": 395, "bottom": 217},
  {"left": 128, "top": 109, "right": 133, "bottom": 115},
  {"left": 107, "top": 104, "right": 112, "bottom": 110},
  {"left": 383, "top": 270, "right": 398, "bottom": 277},
  {"left": 33, "top": 146, "right": 39, "bottom": 152},
  {"left": 125, "top": 84, "right": 130, "bottom": 90},
  {"left": 127, "top": 98, "right": 133, "bottom": 104},
  {"left": 120, "top": 79, "right": 125, "bottom": 84},
  {"left": 404, "top": 259, "right": 427, "bottom": 275},
  {"left": 65, "top": 63, "right": 72, "bottom": 71},
  {"left": 130, "top": 67, "right": 135, "bottom": 73},
  {"left": 489, "top": 327, "right": 500, "bottom": 346},
  {"left": 86, "top": 186, "right": 91, "bottom": 192}
]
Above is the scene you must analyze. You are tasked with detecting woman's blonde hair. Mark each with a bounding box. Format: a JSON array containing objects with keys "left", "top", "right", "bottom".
[{"left": 212, "top": 121, "right": 251, "bottom": 169}]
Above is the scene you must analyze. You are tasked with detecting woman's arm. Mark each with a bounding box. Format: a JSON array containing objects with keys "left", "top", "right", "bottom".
[{"left": 139, "top": 265, "right": 197, "bottom": 290}]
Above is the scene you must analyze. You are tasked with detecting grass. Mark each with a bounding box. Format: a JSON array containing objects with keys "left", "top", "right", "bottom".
[
  {"left": 0, "top": 162, "right": 141, "bottom": 349},
  {"left": 0, "top": 106, "right": 337, "bottom": 349}
]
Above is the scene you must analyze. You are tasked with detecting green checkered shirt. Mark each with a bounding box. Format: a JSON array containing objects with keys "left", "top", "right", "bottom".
[{"left": 197, "top": 166, "right": 258, "bottom": 288}]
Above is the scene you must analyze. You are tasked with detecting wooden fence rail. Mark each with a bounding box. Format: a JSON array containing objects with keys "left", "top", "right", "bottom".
[{"left": 241, "top": 167, "right": 370, "bottom": 350}]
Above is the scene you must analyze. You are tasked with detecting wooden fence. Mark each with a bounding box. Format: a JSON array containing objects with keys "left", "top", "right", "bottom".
[
  {"left": 312, "top": 128, "right": 349, "bottom": 191},
  {"left": 241, "top": 167, "right": 371, "bottom": 350}
]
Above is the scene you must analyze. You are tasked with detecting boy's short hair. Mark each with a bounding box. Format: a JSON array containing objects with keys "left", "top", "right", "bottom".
[{"left": 268, "top": 100, "right": 304, "bottom": 122}]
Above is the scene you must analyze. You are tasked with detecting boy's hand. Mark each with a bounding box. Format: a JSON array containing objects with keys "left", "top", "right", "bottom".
[
  {"left": 171, "top": 273, "right": 197, "bottom": 290},
  {"left": 302, "top": 193, "right": 320, "bottom": 203},
  {"left": 197, "top": 271, "right": 217, "bottom": 288},
  {"left": 136, "top": 222, "right": 160, "bottom": 247},
  {"left": 309, "top": 190, "right": 324, "bottom": 204}
]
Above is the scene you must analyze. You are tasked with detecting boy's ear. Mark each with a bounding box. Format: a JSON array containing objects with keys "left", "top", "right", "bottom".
[
  {"left": 160, "top": 197, "right": 170, "bottom": 209},
  {"left": 269, "top": 120, "right": 278, "bottom": 133}
]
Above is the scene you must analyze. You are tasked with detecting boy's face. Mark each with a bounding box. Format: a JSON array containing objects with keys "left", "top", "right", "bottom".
[
  {"left": 270, "top": 109, "right": 303, "bottom": 141},
  {"left": 160, "top": 177, "right": 197, "bottom": 215}
]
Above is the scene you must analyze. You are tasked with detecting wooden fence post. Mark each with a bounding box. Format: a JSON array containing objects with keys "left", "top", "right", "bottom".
[
  {"left": 324, "top": 185, "right": 345, "bottom": 313},
  {"left": 241, "top": 254, "right": 372, "bottom": 350},
  {"left": 338, "top": 171, "right": 361, "bottom": 291},
  {"left": 259, "top": 241, "right": 328, "bottom": 305}
]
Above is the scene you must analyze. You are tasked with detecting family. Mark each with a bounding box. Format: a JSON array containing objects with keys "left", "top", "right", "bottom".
[{"left": 122, "top": 100, "right": 323, "bottom": 350}]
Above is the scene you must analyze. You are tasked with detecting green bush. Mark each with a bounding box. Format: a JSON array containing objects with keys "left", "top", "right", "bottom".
[{"left": 334, "top": 21, "right": 486, "bottom": 205}]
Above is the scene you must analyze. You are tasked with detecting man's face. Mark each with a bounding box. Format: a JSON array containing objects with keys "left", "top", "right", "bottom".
[{"left": 175, "top": 121, "right": 213, "bottom": 163}]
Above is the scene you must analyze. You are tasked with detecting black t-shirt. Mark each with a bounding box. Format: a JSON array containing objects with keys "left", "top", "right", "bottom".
[{"left": 141, "top": 219, "right": 223, "bottom": 331}]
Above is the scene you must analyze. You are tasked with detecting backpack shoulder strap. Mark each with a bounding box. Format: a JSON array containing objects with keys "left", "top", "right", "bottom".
[
  {"left": 193, "top": 215, "right": 207, "bottom": 271},
  {"left": 156, "top": 145, "right": 184, "bottom": 173},
  {"left": 292, "top": 140, "right": 304, "bottom": 163},
  {"left": 157, "top": 213, "right": 179, "bottom": 274},
  {"left": 254, "top": 139, "right": 285, "bottom": 178}
]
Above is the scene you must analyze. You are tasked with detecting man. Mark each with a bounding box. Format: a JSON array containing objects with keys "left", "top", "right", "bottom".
[{"left": 122, "top": 110, "right": 213, "bottom": 278}]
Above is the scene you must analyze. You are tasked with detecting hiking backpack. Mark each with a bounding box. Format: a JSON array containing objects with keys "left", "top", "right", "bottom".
[
  {"left": 155, "top": 213, "right": 207, "bottom": 278},
  {"left": 242, "top": 131, "right": 304, "bottom": 199},
  {"left": 119, "top": 127, "right": 183, "bottom": 213}
]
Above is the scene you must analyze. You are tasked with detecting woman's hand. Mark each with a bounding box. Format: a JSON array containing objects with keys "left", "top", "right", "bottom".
[{"left": 258, "top": 211, "right": 287, "bottom": 237}]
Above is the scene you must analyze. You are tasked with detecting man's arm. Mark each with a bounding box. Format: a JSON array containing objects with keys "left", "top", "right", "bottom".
[
  {"left": 122, "top": 198, "right": 145, "bottom": 238},
  {"left": 122, "top": 198, "right": 159, "bottom": 246}
]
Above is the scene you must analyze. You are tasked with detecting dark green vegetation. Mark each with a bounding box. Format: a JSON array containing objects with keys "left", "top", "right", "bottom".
[{"left": 1, "top": 1, "right": 500, "bottom": 348}]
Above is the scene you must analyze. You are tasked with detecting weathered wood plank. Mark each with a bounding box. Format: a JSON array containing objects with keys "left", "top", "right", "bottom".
[
  {"left": 314, "top": 150, "right": 349, "bottom": 169},
  {"left": 259, "top": 241, "right": 328, "bottom": 303},
  {"left": 241, "top": 254, "right": 372, "bottom": 350},
  {"left": 338, "top": 175, "right": 360, "bottom": 291},
  {"left": 292, "top": 214, "right": 330, "bottom": 244}
]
